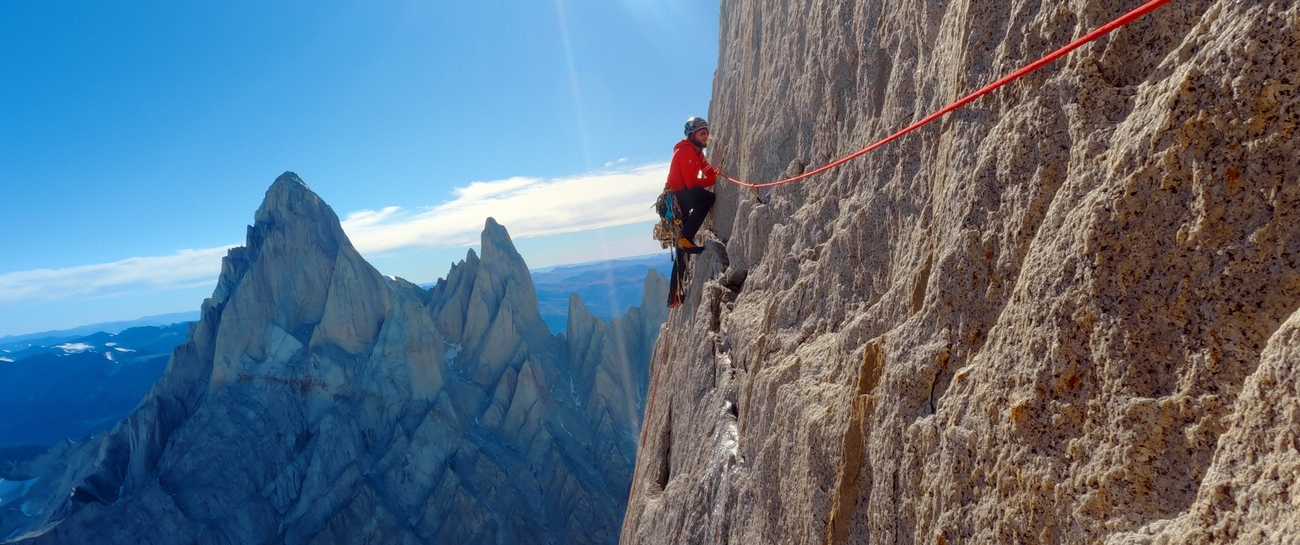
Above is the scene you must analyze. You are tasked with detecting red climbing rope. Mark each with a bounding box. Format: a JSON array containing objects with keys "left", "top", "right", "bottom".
[{"left": 721, "top": 0, "right": 1175, "bottom": 188}]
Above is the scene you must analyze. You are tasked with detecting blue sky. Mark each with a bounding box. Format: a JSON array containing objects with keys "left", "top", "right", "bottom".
[{"left": 0, "top": 0, "right": 719, "bottom": 337}]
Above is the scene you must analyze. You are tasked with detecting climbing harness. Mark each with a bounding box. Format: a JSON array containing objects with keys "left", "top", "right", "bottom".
[
  {"left": 720, "top": 0, "right": 1176, "bottom": 188},
  {"left": 652, "top": 188, "right": 696, "bottom": 306}
]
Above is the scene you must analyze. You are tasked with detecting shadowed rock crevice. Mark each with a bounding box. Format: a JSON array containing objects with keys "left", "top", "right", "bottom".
[
  {"left": 655, "top": 408, "right": 672, "bottom": 493},
  {"left": 910, "top": 254, "right": 931, "bottom": 314}
]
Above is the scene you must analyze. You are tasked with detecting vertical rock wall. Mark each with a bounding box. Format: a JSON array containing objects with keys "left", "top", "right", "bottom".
[{"left": 624, "top": 0, "right": 1298, "bottom": 543}]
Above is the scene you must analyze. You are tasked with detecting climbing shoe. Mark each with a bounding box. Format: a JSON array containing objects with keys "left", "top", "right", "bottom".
[{"left": 677, "top": 237, "right": 704, "bottom": 253}]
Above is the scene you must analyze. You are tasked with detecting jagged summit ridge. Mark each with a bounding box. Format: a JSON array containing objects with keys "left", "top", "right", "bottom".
[
  {"left": 255, "top": 172, "right": 338, "bottom": 224},
  {"left": 207, "top": 171, "right": 387, "bottom": 393},
  {"left": 209, "top": 171, "right": 350, "bottom": 320},
  {"left": 2, "top": 174, "right": 668, "bottom": 545}
]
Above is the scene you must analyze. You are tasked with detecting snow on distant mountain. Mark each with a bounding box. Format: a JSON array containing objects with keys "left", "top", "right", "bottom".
[
  {"left": 0, "top": 253, "right": 669, "bottom": 466},
  {"left": 0, "top": 322, "right": 190, "bottom": 460},
  {"left": 53, "top": 343, "right": 94, "bottom": 354},
  {"left": 0, "top": 311, "right": 198, "bottom": 350}
]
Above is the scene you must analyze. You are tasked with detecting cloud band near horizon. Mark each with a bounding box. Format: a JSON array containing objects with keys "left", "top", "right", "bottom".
[
  {"left": 341, "top": 162, "right": 666, "bottom": 255},
  {"left": 0, "top": 163, "right": 669, "bottom": 307}
]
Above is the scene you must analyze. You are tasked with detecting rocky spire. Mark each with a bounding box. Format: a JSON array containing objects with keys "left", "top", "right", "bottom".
[
  {"left": 3, "top": 174, "right": 666, "bottom": 545},
  {"left": 458, "top": 218, "right": 561, "bottom": 390}
]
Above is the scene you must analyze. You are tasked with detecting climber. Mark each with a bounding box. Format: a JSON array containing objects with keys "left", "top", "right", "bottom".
[{"left": 665, "top": 117, "right": 717, "bottom": 254}]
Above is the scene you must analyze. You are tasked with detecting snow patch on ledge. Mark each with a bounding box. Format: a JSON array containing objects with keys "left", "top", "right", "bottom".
[{"left": 55, "top": 343, "right": 94, "bottom": 354}]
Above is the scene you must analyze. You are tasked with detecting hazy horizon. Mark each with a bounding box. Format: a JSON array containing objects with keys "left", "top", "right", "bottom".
[
  {"left": 0, "top": 248, "right": 672, "bottom": 340},
  {"left": 1, "top": 1, "right": 719, "bottom": 336}
]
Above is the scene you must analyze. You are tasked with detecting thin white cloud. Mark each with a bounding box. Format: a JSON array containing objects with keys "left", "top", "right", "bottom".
[
  {"left": 342, "top": 162, "right": 668, "bottom": 255},
  {"left": 0, "top": 162, "right": 671, "bottom": 308},
  {"left": 0, "top": 246, "right": 233, "bottom": 306}
]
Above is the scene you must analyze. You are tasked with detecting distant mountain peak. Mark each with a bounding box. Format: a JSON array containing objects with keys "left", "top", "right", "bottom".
[
  {"left": 0, "top": 173, "right": 668, "bottom": 545},
  {"left": 480, "top": 217, "right": 524, "bottom": 268},
  {"left": 252, "top": 171, "right": 346, "bottom": 243}
]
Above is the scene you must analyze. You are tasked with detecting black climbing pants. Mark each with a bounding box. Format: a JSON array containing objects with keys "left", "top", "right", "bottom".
[{"left": 673, "top": 186, "right": 715, "bottom": 242}]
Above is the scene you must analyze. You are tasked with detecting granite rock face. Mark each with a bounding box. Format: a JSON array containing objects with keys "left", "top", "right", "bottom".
[
  {"left": 1, "top": 172, "right": 667, "bottom": 544},
  {"left": 623, "top": 0, "right": 1299, "bottom": 543}
]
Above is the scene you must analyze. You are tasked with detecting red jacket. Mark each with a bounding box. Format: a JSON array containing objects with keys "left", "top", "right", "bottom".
[{"left": 665, "top": 139, "right": 716, "bottom": 192}]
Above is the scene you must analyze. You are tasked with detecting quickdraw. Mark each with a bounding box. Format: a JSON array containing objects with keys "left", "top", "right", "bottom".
[{"left": 651, "top": 189, "right": 683, "bottom": 250}]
